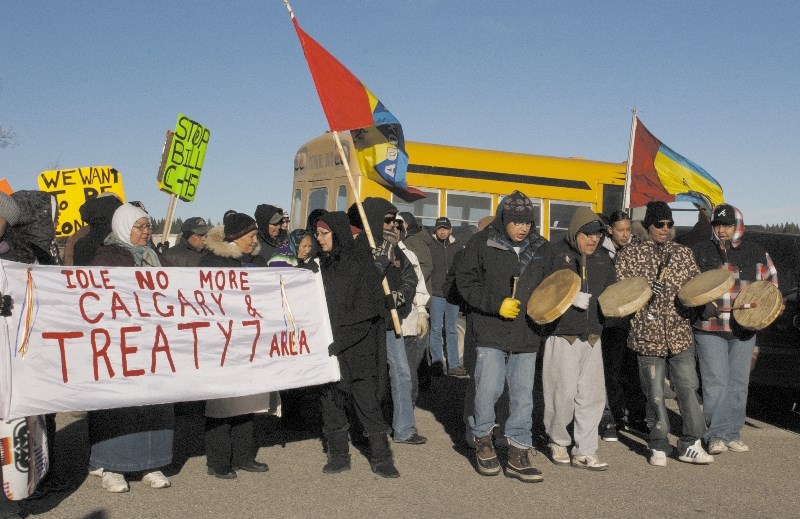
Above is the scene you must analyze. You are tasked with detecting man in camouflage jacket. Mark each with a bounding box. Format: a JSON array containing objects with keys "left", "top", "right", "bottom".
[{"left": 615, "top": 201, "right": 712, "bottom": 467}]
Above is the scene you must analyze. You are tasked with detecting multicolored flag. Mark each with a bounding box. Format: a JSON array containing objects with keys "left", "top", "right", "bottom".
[
  {"left": 628, "top": 116, "right": 723, "bottom": 213},
  {"left": 290, "top": 14, "right": 423, "bottom": 201}
]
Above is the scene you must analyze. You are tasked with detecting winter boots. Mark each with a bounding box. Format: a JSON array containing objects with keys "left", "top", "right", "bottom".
[
  {"left": 474, "top": 434, "right": 501, "bottom": 476},
  {"left": 323, "top": 429, "right": 351, "bottom": 474},
  {"left": 368, "top": 434, "right": 400, "bottom": 478},
  {"left": 505, "top": 445, "right": 544, "bottom": 482}
]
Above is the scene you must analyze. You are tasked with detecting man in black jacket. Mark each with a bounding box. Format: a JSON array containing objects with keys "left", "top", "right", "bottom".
[
  {"left": 456, "top": 190, "right": 548, "bottom": 483},
  {"left": 349, "top": 199, "right": 425, "bottom": 446},
  {"left": 253, "top": 204, "right": 287, "bottom": 262},
  {"left": 162, "top": 217, "right": 209, "bottom": 267},
  {"left": 429, "top": 217, "right": 465, "bottom": 376},
  {"left": 541, "top": 207, "right": 615, "bottom": 471}
]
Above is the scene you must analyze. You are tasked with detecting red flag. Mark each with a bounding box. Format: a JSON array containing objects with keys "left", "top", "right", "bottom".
[{"left": 291, "top": 19, "right": 373, "bottom": 132}]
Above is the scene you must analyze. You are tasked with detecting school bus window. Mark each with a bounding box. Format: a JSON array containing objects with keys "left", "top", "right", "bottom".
[
  {"left": 308, "top": 187, "right": 328, "bottom": 215},
  {"left": 336, "top": 185, "right": 348, "bottom": 211},
  {"left": 291, "top": 189, "right": 302, "bottom": 231},
  {"left": 393, "top": 189, "right": 439, "bottom": 227},
  {"left": 446, "top": 192, "right": 492, "bottom": 228},
  {"left": 603, "top": 184, "right": 624, "bottom": 215},
  {"left": 549, "top": 201, "right": 591, "bottom": 244}
]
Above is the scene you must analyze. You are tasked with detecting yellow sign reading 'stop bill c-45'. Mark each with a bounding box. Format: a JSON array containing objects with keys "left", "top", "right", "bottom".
[
  {"left": 158, "top": 114, "right": 210, "bottom": 201},
  {"left": 38, "top": 166, "right": 125, "bottom": 238}
]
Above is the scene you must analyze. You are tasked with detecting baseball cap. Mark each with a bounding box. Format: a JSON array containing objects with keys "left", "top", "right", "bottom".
[
  {"left": 435, "top": 217, "right": 452, "bottom": 229},
  {"left": 182, "top": 216, "right": 210, "bottom": 235},
  {"left": 711, "top": 204, "right": 736, "bottom": 226}
]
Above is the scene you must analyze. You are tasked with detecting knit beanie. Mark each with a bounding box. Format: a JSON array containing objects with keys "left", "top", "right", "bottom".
[
  {"left": 0, "top": 192, "right": 21, "bottom": 227},
  {"left": 643, "top": 201, "right": 673, "bottom": 229},
  {"left": 223, "top": 210, "right": 258, "bottom": 242},
  {"left": 501, "top": 190, "right": 536, "bottom": 224}
]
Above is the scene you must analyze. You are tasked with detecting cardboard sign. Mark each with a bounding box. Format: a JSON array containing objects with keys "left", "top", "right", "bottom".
[
  {"left": 0, "top": 261, "right": 338, "bottom": 420},
  {"left": 37, "top": 166, "right": 125, "bottom": 238},
  {"left": 158, "top": 114, "right": 210, "bottom": 201}
]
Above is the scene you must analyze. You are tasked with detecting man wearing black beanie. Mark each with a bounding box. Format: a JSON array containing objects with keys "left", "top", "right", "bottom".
[{"left": 615, "top": 201, "right": 712, "bottom": 467}]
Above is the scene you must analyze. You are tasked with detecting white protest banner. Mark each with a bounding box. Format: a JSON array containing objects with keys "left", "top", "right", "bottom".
[{"left": 0, "top": 260, "right": 338, "bottom": 420}]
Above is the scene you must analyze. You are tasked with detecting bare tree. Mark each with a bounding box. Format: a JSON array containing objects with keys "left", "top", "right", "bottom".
[{"left": 0, "top": 125, "right": 16, "bottom": 149}]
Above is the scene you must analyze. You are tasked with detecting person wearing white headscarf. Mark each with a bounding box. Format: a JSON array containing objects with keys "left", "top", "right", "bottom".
[{"left": 86, "top": 203, "right": 174, "bottom": 493}]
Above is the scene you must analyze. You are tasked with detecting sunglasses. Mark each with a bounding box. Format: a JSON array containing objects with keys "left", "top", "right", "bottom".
[
  {"left": 652, "top": 221, "right": 675, "bottom": 229},
  {"left": 384, "top": 216, "right": 397, "bottom": 224}
]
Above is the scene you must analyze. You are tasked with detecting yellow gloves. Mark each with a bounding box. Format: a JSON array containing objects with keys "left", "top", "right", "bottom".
[{"left": 499, "top": 298, "right": 521, "bottom": 319}]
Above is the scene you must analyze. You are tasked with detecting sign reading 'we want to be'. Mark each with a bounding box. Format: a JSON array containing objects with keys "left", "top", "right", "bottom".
[{"left": 37, "top": 166, "right": 125, "bottom": 238}]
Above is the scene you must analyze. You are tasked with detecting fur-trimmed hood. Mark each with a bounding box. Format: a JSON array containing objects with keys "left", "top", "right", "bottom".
[{"left": 204, "top": 225, "right": 261, "bottom": 259}]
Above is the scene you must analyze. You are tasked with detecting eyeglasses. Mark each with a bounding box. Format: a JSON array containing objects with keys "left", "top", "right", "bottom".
[
  {"left": 314, "top": 230, "right": 331, "bottom": 238},
  {"left": 132, "top": 224, "right": 153, "bottom": 231},
  {"left": 652, "top": 221, "right": 674, "bottom": 229}
]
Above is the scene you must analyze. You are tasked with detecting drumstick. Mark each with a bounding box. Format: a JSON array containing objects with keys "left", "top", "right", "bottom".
[
  {"left": 580, "top": 254, "right": 587, "bottom": 292},
  {"left": 511, "top": 276, "right": 519, "bottom": 299},
  {"left": 718, "top": 303, "right": 758, "bottom": 312}
]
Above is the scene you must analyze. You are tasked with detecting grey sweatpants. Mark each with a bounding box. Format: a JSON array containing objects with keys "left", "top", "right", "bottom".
[{"left": 542, "top": 335, "right": 606, "bottom": 457}]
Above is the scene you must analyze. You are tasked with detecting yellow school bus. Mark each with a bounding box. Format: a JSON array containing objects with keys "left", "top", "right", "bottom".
[{"left": 291, "top": 132, "right": 627, "bottom": 241}]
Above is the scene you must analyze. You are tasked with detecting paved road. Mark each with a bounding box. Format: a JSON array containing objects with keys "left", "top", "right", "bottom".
[{"left": 18, "top": 376, "right": 800, "bottom": 518}]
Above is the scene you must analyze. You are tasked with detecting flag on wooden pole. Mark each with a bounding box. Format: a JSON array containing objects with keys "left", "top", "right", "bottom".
[
  {"left": 628, "top": 116, "right": 724, "bottom": 213},
  {"left": 288, "top": 7, "right": 423, "bottom": 202}
]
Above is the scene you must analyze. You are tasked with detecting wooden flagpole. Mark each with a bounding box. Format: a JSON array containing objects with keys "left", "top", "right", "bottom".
[
  {"left": 331, "top": 132, "right": 403, "bottom": 335},
  {"left": 622, "top": 106, "right": 637, "bottom": 213},
  {"left": 284, "top": 0, "right": 402, "bottom": 335}
]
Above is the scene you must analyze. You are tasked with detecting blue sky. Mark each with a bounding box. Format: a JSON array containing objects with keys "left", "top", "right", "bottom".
[{"left": 2, "top": 1, "right": 798, "bottom": 227}]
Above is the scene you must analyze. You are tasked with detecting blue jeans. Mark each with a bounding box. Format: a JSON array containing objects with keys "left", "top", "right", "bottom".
[
  {"left": 468, "top": 347, "right": 536, "bottom": 449},
  {"left": 429, "top": 296, "right": 461, "bottom": 368},
  {"left": 386, "top": 331, "right": 416, "bottom": 440},
  {"left": 637, "top": 346, "right": 706, "bottom": 454},
  {"left": 695, "top": 333, "right": 755, "bottom": 443}
]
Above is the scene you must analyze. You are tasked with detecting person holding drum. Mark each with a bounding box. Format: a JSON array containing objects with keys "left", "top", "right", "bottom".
[
  {"left": 615, "top": 201, "right": 713, "bottom": 466},
  {"left": 541, "top": 208, "right": 616, "bottom": 471},
  {"left": 692, "top": 203, "right": 779, "bottom": 455},
  {"left": 456, "top": 190, "right": 549, "bottom": 482}
]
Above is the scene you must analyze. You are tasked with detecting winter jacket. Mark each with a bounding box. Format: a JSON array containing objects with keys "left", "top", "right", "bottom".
[
  {"left": 200, "top": 225, "right": 275, "bottom": 418},
  {"left": 615, "top": 227, "right": 700, "bottom": 357},
  {"left": 162, "top": 236, "right": 207, "bottom": 267},
  {"left": 254, "top": 204, "right": 287, "bottom": 262},
  {"left": 429, "top": 234, "right": 464, "bottom": 297},
  {"left": 399, "top": 242, "right": 430, "bottom": 337},
  {"left": 316, "top": 211, "right": 386, "bottom": 387},
  {"left": 398, "top": 213, "right": 434, "bottom": 296},
  {"left": 73, "top": 195, "right": 123, "bottom": 267},
  {"left": 350, "top": 198, "right": 418, "bottom": 328},
  {"left": 455, "top": 198, "right": 550, "bottom": 353},
  {"left": 692, "top": 205, "right": 779, "bottom": 339},
  {"left": 544, "top": 207, "right": 615, "bottom": 338},
  {"left": 10, "top": 190, "right": 61, "bottom": 265}
]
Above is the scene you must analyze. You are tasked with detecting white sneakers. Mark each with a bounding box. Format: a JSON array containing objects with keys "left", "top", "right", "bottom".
[
  {"left": 649, "top": 449, "right": 667, "bottom": 467},
  {"left": 143, "top": 470, "right": 171, "bottom": 488},
  {"left": 549, "top": 443, "right": 571, "bottom": 465},
  {"left": 708, "top": 439, "right": 728, "bottom": 455},
  {"left": 101, "top": 472, "right": 129, "bottom": 493},
  {"left": 726, "top": 439, "right": 750, "bottom": 452},
  {"left": 678, "top": 440, "right": 714, "bottom": 464},
  {"left": 571, "top": 454, "right": 609, "bottom": 471},
  {"left": 92, "top": 467, "right": 171, "bottom": 492}
]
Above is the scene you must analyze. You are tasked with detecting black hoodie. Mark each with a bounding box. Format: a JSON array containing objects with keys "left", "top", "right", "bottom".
[
  {"left": 349, "top": 198, "right": 418, "bottom": 324},
  {"left": 73, "top": 195, "right": 123, "bottom": 266},
  {"left": 316, "top": 211, "right": 386, "bottom": 385},
  {"left": 254, "top": 203, "right": 287, "bottom": 261},
  {"left": 544, "top": 207, "right": 615, "bottom": 337}
]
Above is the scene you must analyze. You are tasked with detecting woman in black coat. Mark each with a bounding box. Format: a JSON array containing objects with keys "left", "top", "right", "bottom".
[{"left": 313, "top": 211, "right": 399, "bottom": 478}]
